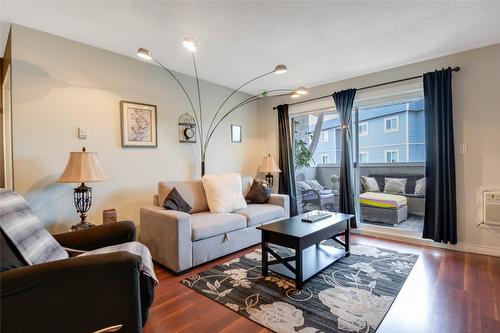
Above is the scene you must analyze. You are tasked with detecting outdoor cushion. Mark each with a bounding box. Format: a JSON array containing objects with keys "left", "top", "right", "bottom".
[
  {"left": 360, "top": 192, "right": 407, "bottom": 208},
  {"left": 159, "top": 180, "right": 208, "bottom": 213},
  {"left": 318, "top": 189, "right": 334, "bottom": 198},
  {"left": 384, "top": 178, "right": 407, "bottom": 194},
  {"left": 306, "top": 179, "right": 324, "bottom": 191},
  {"left": 235, "top": 204, "right": 285, "bottom": 227},
  {"left": 190, "top": 212, "right": 246, "bottom": 241},
  {"left": 202, "top": 173, "right": 247, "bottom": 213},
  {"left": 361, "top": 176, "right": 380, "bottom": 192},
  {"left": 296, "top": 181, "right": 312, "bottom": 192},
  {"left": 415, "top": 177, "right": 426, "bottom": 195}
]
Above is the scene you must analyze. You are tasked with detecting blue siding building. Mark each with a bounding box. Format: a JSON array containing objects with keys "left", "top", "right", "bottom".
[{"left": 304, "top": 100, "right": 425, "bottom": 165}]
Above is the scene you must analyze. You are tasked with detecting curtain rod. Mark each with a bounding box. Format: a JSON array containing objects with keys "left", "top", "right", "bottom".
[{"left": 272, "top": 66, "right": 460, "bottom": 110}]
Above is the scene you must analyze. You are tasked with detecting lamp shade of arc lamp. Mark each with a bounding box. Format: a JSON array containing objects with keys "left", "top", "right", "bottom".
[
  {"left": 57, "top": 147, "right": 106, "bottom": 231},
  {"left": 258, "top": 154, "right": 281, "bottom": 188}
]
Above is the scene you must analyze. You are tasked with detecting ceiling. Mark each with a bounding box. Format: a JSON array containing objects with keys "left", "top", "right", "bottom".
[{"left": 2, "top": 1, "right": 500, "bottom": 94}]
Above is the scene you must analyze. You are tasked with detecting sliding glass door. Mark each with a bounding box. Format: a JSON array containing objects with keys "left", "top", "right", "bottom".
[{"left": 353, "top": 98, "right": 426, "bottom": 235}]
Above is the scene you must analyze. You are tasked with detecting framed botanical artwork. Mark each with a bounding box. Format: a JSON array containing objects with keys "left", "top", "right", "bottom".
[
  {"left": 120, "top": 101, "right": 157, "bottom": 147},
  {"left": 231, "top": 125, "right": 242, "bottom": 143}
]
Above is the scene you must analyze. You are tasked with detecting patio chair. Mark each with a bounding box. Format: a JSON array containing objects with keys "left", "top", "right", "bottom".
[{"left": 296, "top": 179, "right": 335, "bottom": 211}]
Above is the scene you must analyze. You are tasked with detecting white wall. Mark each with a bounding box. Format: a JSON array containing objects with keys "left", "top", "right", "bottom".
[
  {"left": 259, "top": 43, "right": 500, "bottom": 253},
  {"left": 11, "top": 25, "right": 265, "bottom": 233}
]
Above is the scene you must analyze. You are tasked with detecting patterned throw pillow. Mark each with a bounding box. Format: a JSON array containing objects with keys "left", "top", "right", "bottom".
[
  {"left": 415, "top": 177, "right": 426, "bottom": 195},
  {"left": 163, "top": 187, "right": 192, "bottom": 213},
  {"left": 384, "top": 178, "right": 407, "bottom": 194},
  {"left": 0, "top": 189, "right": 68, "bottom": 265},
  {"left": 361, "top": 176, "right": 380, "bottom": 192},
  {"left": 245, "top": 180, "right": 272, "bottom": 204}
]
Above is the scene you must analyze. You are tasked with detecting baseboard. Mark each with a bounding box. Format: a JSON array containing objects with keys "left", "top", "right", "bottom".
[{"left": 352, "top": 228, "right": 500, "bottom": 257}]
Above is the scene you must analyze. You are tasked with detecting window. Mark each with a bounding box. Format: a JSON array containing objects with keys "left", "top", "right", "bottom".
[
  {"left": 320, "top": 130, "right": 329, "bottom": 142},
  {"left": 321, "top": 154, "right": 329, "bottom": 164},
  {"left": 359, "top": 152, "right": 369, "bottom": 163},
  {"left": 384, "top": 116, "right": 399, "bottom": 132},
  {"left": 385, "top": 150, "right": 399, "bottom": 163},
  {"left": 359, "top": 122, "right": 368, "bottom": 136}
]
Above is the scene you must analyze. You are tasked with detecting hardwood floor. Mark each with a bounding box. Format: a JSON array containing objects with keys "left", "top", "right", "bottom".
[{"left": 143, "top": 235, "right": 500, "bottom": 333}]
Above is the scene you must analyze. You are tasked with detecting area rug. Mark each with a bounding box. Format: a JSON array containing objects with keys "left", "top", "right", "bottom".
[{"left": 181, "top": 242, "right": 418, "bottom": 333}]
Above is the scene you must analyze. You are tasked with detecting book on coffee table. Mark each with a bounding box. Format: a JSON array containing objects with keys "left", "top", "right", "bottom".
[{"left": 301, "top": 210, "right": 332, "bottom": 223}]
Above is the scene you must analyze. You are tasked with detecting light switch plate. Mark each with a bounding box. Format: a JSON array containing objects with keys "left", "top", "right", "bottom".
[
  {"left": 78, "top": 127, "right": 88, "bottom": 140},
  {"left": 460, "top": 143, "right": 468, "bottom": 154}
]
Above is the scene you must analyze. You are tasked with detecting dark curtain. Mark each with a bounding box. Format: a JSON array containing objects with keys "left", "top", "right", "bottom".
[
  {"left": 332, "top": 89, "right": 358, "bottom": 228},
  {"left": 277, "top": 104, "right": 298, "bottom": 216},
  {"left": 423, "top": 68, "right": 457, "bottom": 244}
]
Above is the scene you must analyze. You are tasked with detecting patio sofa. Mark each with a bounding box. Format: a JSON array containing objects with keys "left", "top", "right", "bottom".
[
  {"left": 366, "top": 174, "right": 425, "bottom": 216},
  {"left": 139, "top": 176, "right": 289, "bottom": 273},
  {"left": 360, "top": 174, "right": 425, "bottom": 225}
]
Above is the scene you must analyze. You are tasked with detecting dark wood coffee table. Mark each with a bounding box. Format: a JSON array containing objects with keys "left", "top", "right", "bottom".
[{"left": 257, "top": 213, "right": 354, "bottom": 289}]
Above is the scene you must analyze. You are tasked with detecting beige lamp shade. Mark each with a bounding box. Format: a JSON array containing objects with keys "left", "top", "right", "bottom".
[
  {"left": 57, "top": 149, "right": 106, "bottom": 183},
  {"left": 258, "top": 154, "right": 281, "bottom": 173}
]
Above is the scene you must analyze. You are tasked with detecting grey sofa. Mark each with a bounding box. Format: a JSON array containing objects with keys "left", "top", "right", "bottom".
[{"left": 140, "top": 176, "right": 289, "bottom": 273}]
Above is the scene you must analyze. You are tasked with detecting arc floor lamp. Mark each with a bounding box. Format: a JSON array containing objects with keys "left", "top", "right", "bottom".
[{"left": 137, "top": 38, "right": 307, "bottom": 176}]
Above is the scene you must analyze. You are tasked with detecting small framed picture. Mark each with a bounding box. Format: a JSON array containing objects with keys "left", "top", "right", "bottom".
[
  {"left": 231, "top": 125, "right": 242, "bottom": 143},
  {"left": 120, "top": 101, "right": 157, "bottom": 147}
]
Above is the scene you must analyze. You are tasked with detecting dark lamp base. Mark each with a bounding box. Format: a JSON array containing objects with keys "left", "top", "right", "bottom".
[
  {"left": 265, "top": 173, "right": 274, "bottom": 188},
  {"left": 71, "top": 221, "right": 94, "bottom": 231},
  {"left": 71, "top": 221, "right": 95, "bottom": 231}
]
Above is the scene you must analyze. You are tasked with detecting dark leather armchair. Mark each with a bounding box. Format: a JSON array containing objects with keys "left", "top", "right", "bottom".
[{"left": 1, "top": 221, "right": 154, "bottom": 333}]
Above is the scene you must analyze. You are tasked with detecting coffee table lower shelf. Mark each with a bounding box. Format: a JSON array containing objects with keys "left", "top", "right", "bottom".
[{"left": 266, "top": 244, "right": 346, "bottom": 286}]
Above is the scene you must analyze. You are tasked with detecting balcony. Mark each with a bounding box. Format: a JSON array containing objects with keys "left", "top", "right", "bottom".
[{"left": 295, "top": 163, "right": 425, "bottom": 233}]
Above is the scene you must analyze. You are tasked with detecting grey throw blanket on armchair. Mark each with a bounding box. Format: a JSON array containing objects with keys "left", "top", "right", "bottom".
[{"left": 79, "top": 241, "right": 158, "bottom": 284}]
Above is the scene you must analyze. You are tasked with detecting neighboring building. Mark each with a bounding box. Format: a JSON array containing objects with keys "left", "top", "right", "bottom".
[{"left": 295, "top": 99, "right": 425, "bottom": 165}]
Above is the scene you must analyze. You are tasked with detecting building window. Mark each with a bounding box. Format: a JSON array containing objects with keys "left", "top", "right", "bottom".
[
  {"left": 359, "top": 122, "right": 368, "bottom": 136},
  {"left": 359, "top": 152, "right": 369, "bottom": 163},
  {"left": 321, "top": 154, "right": 329, "bottom": 164},
  {"left": 384, "top": 116, "right": 399, "bottom": 132},
  {"left": 385, "top": 150, "right": 399, "bottom": 163},
  {"left": 320, "top": 130, "right": 329, "bottom": 142}
]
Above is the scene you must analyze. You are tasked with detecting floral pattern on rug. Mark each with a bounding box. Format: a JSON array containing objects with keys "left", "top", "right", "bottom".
[{"left": 182, "top": 242, "right": 418, "bottom": 333}]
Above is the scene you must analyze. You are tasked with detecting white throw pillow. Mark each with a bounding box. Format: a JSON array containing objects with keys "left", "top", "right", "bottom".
[
  {"left": 415, "top": 177, "right": 426, "bottom": 195},
  {"left": 201, "top": 173, "right": 248, "bottom": 213},
  {"left": 384, "top": 178, "right": 407, "bottom": 194},
  {"left": 361, "top": 176, "right": 380, "bottom": 192}
]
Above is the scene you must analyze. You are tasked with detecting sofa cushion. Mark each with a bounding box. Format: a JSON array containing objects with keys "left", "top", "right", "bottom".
[
  {"left": 235, "top": 204, "right": 285, "bottom": 227},
  {"left": 191, "top": 212, "right": 247, "bottom": 241},
  {"left": 159, "top": 181, "right": 208, "bottom": 214},
  {"left": 201, "top": 173, "right": 247, "bottom": 213}
]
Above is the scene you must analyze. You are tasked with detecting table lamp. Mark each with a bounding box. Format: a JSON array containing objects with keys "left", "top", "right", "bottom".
[
  {"left": 57, "top": 147, "right": 106, "bottom": 230},
  {"left": 258, "top": 154, "right": 281, "bottom": 188}
]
